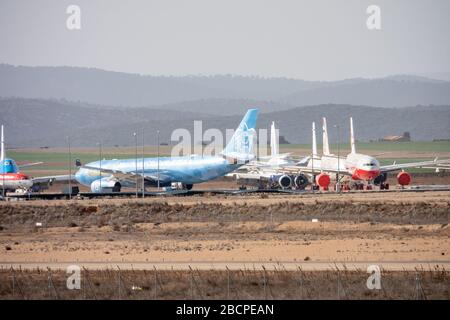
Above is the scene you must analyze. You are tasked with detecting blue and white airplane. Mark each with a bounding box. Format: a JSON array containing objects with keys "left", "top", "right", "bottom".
[{"left": 75, "top": 109, "right": 259, "bottom": 193}]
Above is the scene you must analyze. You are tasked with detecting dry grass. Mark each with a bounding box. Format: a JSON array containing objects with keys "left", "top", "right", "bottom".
[
  {"left": 0, "top": 267, "right": 447, "bottom": 300},
  {"left": 0, "top": 200, "right": 449, "bottom": 232}
]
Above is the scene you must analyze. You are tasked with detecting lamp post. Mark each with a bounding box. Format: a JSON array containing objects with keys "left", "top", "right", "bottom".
[
  {"left": 157, "top": 130, "right": 160, "bottom": 191},
  {"left": 311, "top": 151, "right": 315, "bottom": 194},
  {"left": 67, "top": 136, "right": 72, "bottom": 200},
  {"left": 2, "top": 158, "right": 4, "bottom": 198},
  {"left": 142, "top": 127, "right": 145, "bottom": 199},
  {"left": 98, "top": 141, "right": 102, "bottom": 191},
  {"left": 2, "top": 125, "right": 5, "bottom": 197},
  {"left": 133, "top": 132, "right": 138, "bottom": 198},
  {"left": 334, "top": 124, "right": 341, "bottom": 193}
]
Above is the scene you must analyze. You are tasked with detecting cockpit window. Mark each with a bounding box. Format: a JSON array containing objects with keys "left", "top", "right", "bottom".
[{"left": 363, "top": 162, "right": 377, "bottom": 166}]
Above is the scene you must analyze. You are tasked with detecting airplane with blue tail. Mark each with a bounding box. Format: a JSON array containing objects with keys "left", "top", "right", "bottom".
[
  {"left": 0, "top": 125, "right": 44, "bottom": 192},
  {"left": 75, "top": 109, "right": 259, "bottom": 193}
]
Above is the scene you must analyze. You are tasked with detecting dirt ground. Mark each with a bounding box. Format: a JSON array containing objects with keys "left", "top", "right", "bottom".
[{"left": 0, "top": 191, "right": 449, "bottom": 269}]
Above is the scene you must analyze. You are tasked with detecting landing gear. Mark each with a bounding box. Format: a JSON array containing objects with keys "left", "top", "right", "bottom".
[
  {"left": 112, "top": 182, "right": 121, "bottom": 192},
  {"left": 379, "top": 182, "right": 390, "bottom": 190}
]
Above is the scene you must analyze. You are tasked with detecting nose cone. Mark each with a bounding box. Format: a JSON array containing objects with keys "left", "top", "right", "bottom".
[{"left": 355, "top": 169, "right": 381, "bottom": 180}]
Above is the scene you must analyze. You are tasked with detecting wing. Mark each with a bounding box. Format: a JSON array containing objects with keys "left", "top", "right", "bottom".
[
  {"left": 32, "top": 174, "right": 76, "bottom": 185},
  {"left": 19, "top": 162, "right": 43, "bottom": 168},
  {"left": 380, "top": 159, "right": 450, "bottom": 173},
  {"left": 227, "top": 171, "right": 276, "bottom": 180}
]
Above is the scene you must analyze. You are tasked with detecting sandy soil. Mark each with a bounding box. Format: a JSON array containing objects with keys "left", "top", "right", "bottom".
[{"left": 0, "top": 191, "right": 448, "bottom": 269}]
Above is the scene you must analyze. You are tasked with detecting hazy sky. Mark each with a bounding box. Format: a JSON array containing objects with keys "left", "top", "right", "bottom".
[{"left": 0, "top": 0, "right": 449, "bottom": 80}]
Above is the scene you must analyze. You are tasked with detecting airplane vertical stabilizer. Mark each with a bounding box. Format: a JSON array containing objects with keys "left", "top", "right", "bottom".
[
  {"left": 221, "top": 109, "right": 259, "bottom": 162},
  {"left": 312, "top": 121, "right": 318, "bottom": 157},
  {"left": 350, "top": 117, "right": 356, "bottom": 154},
  {"left": 270, "top": 121, "right": 279, "bottom": 157},
  {"left": 322, "top": 117, "right": 330, "bottom": 155}
]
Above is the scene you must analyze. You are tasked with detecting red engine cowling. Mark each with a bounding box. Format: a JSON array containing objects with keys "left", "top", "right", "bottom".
[
  {"left": 396, "top": 172, "right": 411, "bottom": 186},
  {"left": 315, "top": 173, "right": 331, "bottom": 189}
]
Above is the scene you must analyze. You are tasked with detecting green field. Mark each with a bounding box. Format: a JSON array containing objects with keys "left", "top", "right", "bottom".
[
  {"left": 281, "top": 141, "right": 450, "bottom": 153},
  {"left": 7, "top": 141, "right": 450, "bottom": 176}
]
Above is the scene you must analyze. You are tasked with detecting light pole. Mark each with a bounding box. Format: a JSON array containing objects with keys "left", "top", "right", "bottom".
[
  {"left": 134, "top": 132, "right": 138, "bottom": 198},
  {"left": 157, "top": 130, "right": 160, "bottom": 191},
  {"left": 311, "top": 151, "right": 315, "bottom": 193},
  {"left": 2, "top": 158, "right": 4, "bottom": 198},
  {"left": 142, "top": 127, "right": 145, "bottom": 199},
  {"left": 98, "top": 141, "right": 102, "bottom": 191},
  {"left": 334, "top": 124, "right": 341, "bottom": 193},
  {"left": 67, "top": 136, "right": 72, "bottom": 200},
  {"left": 2, "top": 125, "right": 5, "bottom": 197}
]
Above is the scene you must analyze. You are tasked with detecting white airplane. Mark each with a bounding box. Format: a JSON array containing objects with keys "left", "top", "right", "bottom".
[
  {"left": 0, "top": 125, "right": 74, "bottom": 194},
  {"left": 227, "top": 121, "right": 308, "bottom": 189},
  {"left": 292, "top": 117, "right": 450, "bottom": 190}
]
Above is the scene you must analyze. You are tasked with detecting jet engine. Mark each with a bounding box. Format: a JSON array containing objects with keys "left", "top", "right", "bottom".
[
  {"left": 90, "top": 178, "right": 121, "bottom": 193},
  {"left": 315, "top": 173, "right": 331, "bottom": 189},
  {"left": 293, "top": 174, "right": 309, "bottom": 189},
  {"left": 269, "top": 174, "right": 292, "bottom": 189},
  {"left": 396, "top": 172, "right": 411, "bottom": 186}
]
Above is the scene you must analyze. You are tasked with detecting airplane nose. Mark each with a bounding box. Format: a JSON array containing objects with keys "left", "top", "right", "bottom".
[{"left": 369, "top": 170, "right": 381, "bottom": 179}]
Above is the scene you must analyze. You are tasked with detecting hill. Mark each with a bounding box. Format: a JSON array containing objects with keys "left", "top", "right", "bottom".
[
  {"left": 1, "top": 64, "right": 450, "bottom": 114},
  {"left": 1, "top": 98, "right": 449, "bottom": 148}
]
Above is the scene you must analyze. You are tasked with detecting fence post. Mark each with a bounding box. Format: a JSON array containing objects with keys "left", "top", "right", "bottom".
[
  {"left": 337, "top": 271, "right": 340, "bottom": 300},
  {"left": 118, "top": 267, "right": 121, "bottom": 300},
  {"left": 190, "top": 268, "right": 194, "bottom": 299},
  {"left": 298, "top": 267, "right": 303, "bottom": 299},
  {"left": 226, "top": 267, "right": 230, "bottom": 300},
  {"left": 262, "top": 266, "right": 267, "bottom": 300},
  {"left": 11, "top": 271, "right": 15, "bottom": 298},
  {"left": 415, "top": 273, "right": 427, "bottom": 300},
  {"left": 153, "top": 266, "right": 157, "bottom": 300}
]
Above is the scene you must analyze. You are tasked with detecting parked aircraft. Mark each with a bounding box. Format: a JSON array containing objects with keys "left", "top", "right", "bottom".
[
  {"left": 293, "top": 117, "right": 450, "bottom": 190},
  {"left": 75, "top": 109, "right": 259, "bottom": 193},
  {"left": 0, "top": 125, "right": 74, "bottom": 194},
  {"left": 0, "top": 125, "right": 41, "bottom": 193},
  {"left": 226, "top": 121, "right": 306, "bottom": 189}
]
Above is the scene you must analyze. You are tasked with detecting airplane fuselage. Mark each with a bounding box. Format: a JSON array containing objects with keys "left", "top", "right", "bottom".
[
  {"left": 314, "top": 153, "right": 381, "bottom": 181},
  {"left": 0, "top": 159, "right": 33, "bottom": 191},
  {"left": 75, "top": 155, "right": 242, "bottom": 188}
]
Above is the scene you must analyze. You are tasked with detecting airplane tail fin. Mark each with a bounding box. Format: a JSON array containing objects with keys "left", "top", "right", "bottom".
[
  {"left": 312, "top": 121, "right": 318, "bottom": 157},
  {"left": 221, "top": 108, "right": 259, "bottom": 163},
  {"left": 1, "top": 125, "right": 4, "bottom": 161},
  {"left": 322, "top": 117, "right": 330, "bottom": 155},
  {"left": 350, "top": 117, "right": 356, "bottom": 154},
  {"left": 270, "top": 121, "right": 279, "bottom": 158}
]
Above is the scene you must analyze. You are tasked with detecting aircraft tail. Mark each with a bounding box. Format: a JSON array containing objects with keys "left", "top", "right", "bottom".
[
  {"left": 221, "top": 108, "right": 259, "bottom": 163},
  {"left": 312, "top": 121, "right": 318, "bottom": 157},
  {"left": 1, "top": 125, "right": 4, "bottom": 161},
  {"left": 270, "top": 121, "right": 279, "bottom": 157},
  {"left": 350, "top": 117, "right": 356, "bottom": 154},
  {"left": 322, "top": 117, "right": 330, "bottom": 155}
]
